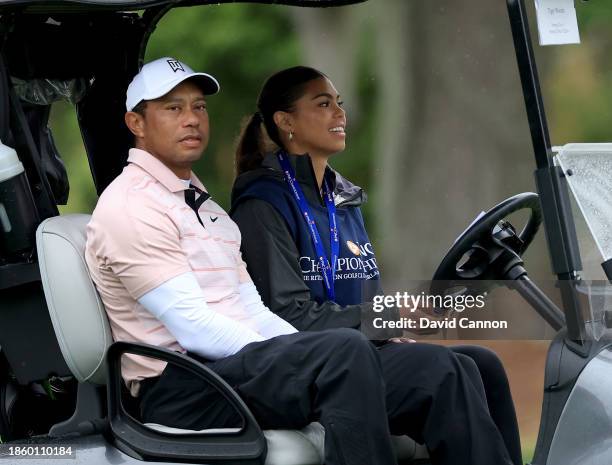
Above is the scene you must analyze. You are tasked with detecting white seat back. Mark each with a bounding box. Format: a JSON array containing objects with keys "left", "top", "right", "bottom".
[{"left": 36, "top": 214, "right": 112, "bottom": 385}]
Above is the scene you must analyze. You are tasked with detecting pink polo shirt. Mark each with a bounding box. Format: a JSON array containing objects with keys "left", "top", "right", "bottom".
[{"left": 85, "top": 148, "right": 255, "bottom": 394}]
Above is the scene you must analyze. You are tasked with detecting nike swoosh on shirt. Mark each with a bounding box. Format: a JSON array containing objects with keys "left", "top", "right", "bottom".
[{"left": 210, "top": 216, "right": 218, "bottom": 222}]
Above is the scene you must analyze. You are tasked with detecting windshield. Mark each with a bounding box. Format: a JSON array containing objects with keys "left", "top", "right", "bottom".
[{"left": 557, "top": 144, "right": 612, "bottom": 262}]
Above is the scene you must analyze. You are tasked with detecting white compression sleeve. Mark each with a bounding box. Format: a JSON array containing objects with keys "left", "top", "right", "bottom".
[
  {"left": 238, "top": 282, "right": 298, "bottom": 338},
  {"left": 138, "top": 272, "right": 265, "bottom": 360}
]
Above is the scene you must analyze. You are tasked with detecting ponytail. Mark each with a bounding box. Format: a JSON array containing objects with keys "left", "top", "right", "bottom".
[{"left": 235, "top": 112, "right": 265, "bottom": 176}]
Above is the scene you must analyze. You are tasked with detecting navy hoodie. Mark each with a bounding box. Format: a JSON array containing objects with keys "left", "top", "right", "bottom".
[{"left": 231, "top": 152, "right": 396, "bottom": 339}]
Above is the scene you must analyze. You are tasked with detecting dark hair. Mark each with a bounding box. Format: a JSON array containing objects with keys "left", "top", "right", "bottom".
[
  {"left": 235, "top": 66, "right": 326, "bottom": 176},
  {"left": 129, "top": 101, "right": 148, "bottom": 144},
  {"left": 132, "top": 100, "right": 147, "bottom": 116}
]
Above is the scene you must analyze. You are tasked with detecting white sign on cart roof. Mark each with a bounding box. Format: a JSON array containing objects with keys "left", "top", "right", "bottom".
[{"left": 535, "top": 0, "right": 580, "bottom": 46}]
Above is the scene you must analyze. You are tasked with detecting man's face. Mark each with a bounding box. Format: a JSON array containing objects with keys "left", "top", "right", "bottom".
[{"left": 128, "top": 80, "right": 209, "bottom": 178}]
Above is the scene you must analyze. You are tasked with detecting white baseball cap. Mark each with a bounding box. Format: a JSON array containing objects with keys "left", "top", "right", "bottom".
[{"left": 126, "top": 57, "right": 220, "bottom": 111}]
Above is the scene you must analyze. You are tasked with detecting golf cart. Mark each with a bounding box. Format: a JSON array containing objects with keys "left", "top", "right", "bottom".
[{"left": 0, "top": 0, "right": 609, "bottom": 464}]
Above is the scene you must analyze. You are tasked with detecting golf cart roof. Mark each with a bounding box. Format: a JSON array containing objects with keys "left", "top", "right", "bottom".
[{"left": 0, "top": 0, "right": 367, "bottom": 12}]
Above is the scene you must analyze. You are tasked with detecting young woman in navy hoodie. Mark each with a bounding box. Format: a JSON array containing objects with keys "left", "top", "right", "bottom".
[{"left": 230, "top": 66, "right": 521, "bottom": 465}]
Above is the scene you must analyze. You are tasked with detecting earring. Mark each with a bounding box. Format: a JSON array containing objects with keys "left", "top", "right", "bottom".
[{"left": 289, "top": 130, "right": 294, "bottom": 141}]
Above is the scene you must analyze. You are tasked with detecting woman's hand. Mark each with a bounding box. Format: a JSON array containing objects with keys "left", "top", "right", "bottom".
[{"left": 388, "top": 337, "right": 416, "bottom": 344}]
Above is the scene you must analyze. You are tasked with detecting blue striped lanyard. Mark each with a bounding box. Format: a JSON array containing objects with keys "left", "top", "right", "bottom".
[{"left": 277, "top": 152, "right": 339, "bottom": 300}]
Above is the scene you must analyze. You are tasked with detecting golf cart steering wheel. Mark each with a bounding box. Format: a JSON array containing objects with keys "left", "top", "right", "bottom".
[{"left": 431, "top": 192, "right": 542, "bottom": 295}]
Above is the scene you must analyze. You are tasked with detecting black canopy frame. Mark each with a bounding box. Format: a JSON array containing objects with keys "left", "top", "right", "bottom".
[{"left": 0, "top": 0, "right": 366, "bottom": 12}]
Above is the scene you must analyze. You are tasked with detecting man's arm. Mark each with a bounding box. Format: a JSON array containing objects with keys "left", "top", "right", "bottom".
[
  {"left": 138, "top": 272, "right": 265, "bottom": 359},
  {"left": 237, "top": 280, "right": 298, "bottom": 338}
]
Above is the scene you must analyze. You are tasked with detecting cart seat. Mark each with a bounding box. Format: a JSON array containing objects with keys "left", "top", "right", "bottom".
[{"left": 36, "top": 214, "right": 428, "bottom": 464}]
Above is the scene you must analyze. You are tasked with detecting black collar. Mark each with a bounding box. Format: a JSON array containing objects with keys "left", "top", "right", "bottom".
[
  {"left": 254, "top": 150, "right": 365, "bottom": 208},
  {"left": 261, "top": 152, "right": 335, "bottom": 206}
]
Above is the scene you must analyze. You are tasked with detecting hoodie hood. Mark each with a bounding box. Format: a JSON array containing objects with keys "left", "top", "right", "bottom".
[{"left": 231, "top": 151, "right": 366, "bottom": 209}]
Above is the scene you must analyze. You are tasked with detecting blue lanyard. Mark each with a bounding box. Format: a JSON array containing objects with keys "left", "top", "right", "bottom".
[{"left": 277, "top": 152, "right": 339, "bottom": 300}]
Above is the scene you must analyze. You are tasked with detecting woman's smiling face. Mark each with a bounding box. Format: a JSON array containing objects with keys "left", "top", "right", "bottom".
[{"left": 280, "top": 77, "right": 346, "bottom": 158}]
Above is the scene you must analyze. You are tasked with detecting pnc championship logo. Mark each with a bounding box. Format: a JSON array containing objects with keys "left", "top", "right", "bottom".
[
  {"left": 167, "top": 59, "right": 185, "bottom": 73},
  {"left": 346, "top": 240, "right": 361, "bottom": 256},
  {"left": 300, "top": 239, "right": 379, "bottom": 282}
]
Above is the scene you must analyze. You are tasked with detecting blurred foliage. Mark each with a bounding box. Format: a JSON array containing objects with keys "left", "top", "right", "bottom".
[
  {"left": 50, "top": 101, "right": 98, "bottom": 213},
  {"left": 329, "top": 18, "right": 379, "bottom": 210},
  {"left": 539, "top": 0, "right": 612, "bottom": 144}
]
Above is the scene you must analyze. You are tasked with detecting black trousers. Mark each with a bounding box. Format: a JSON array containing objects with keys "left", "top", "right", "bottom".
[
  {"left": 140, "top": 330, "right": 513, "bottom": 465},
  {"left": 451, "top": 345, "right": 522, "bottom": 465},
  {"left": 141, "top": 329, "right": 397, "bottom": 465},
  {"left": 376, "top": 342, "right": 512, "bottom": 465}
]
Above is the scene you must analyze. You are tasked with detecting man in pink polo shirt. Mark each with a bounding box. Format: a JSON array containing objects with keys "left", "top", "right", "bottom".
[{"left": 84, "top": 57, "right": 398, "bottom": 465}]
